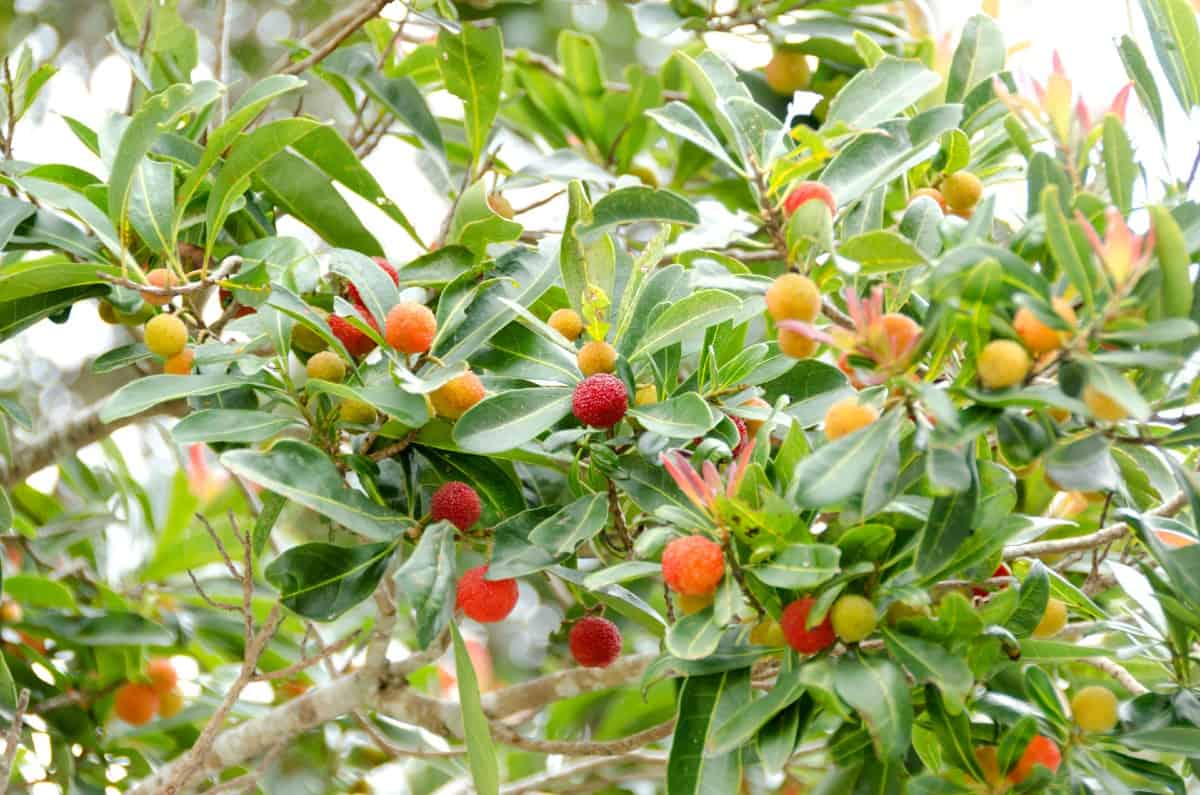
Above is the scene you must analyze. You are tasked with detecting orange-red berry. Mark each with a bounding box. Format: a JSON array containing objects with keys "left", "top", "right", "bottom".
[
  {"left": 430, "top": 481, "right": 482, "bottom": 531},
  {"left": 783, "top": 182, "right": 836, "bottom": 216},
  {"left": 661, "top": 535, "right": 724, "bottom": 597},
  {"left": 456, "top": 565, "right": 519, "bottom": 623},
  {"left": 572, "top": 374, "right": 628, "bottom": 428},
  {"left": 1008, "top": 735, "right": 1061, "bottom": 783},
  {"left": 780, "top": 596, "right": 836, "bottom": 655},
  {"left": 147, "top": 658, "right": 178, "bottom": 695},
  {"left": 385, "top": 301, "right": 437, "bottom": 354},
  {"left": 114, "top": 682, "right": 159, "bottom": 726},
  {"left": 568, "top": 616, "right": 622, "bottom": 668}
]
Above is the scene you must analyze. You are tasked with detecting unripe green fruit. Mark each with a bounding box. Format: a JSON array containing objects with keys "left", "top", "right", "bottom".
[
  {"left": 340, "top": 398, "right": 377, "bottom": 424},
  {"left": 145, "top": 314, "right": 188, "bottom": 358},
  {"left": 306, "top": 351, "right": 347, "bottom": 383},
  {"left": 292, "top": 323, "right": 327, "bottom": 354},
  {"left": 1071, "top": 685, "right": 1118, "bottom": 732},
  {"left": 830, "top": 595, "right": 877, "bottom": 643},
  {"left": 749, "top": 617, "right": 786, "bottom": 646}
]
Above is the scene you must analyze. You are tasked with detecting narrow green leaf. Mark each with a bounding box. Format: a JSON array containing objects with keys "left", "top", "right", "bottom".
[
  {"left": 834, "top": 656, "right": 912, "bottom": 762},
  {"left": 825, "top": 57, "right": 941, "bottom": 129},
  {"left": 452, "top": 623, "right": 501, "bottom": 795},
  {"left": 397, "top": 521, "right": 456, "bottom": 647},
  {"left": 1103, "top": 115, "right": 1136, "bottom": 214},
  {"left": 945, "top": 14, "right": 1006, "bottom": 103},
  {"left": 437, "top": 24, "right": 503, "bottom": 165},
  {"left": 453, "top": 388, "right": 574, "bottom": 454}
]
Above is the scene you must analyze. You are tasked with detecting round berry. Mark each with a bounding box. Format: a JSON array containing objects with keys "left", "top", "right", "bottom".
[
  {"left": 158, "top": 689, "right": 185, "bottom": 719},
  {"left": 147, "top": 657, "right": 178, "bottom": 695},
  {"left": 1008, "top": 735, "right": 1061, "bottom": 783},
  {"left": 548, "top": 308, "right": 584, "bottom": 341},
  {"left": 163, "top": 347, "right": 194, "bottom": 375},
  {"left": 661, "top": 535, "right": 724, "bottom": 597},
  {"left": 977, "top": 340, "right": 1030, "bottom": 390},
  {"left": 577, "top": 340, "right": 618, "bottom": 376},
  {"left": 568, "top": 616, "right": 622, "bottom": 668},
  {"left": 823, "top": 398, "right": 879, "bottom": 441},
  {"left": 141, "top": 268, "right": 179, "bottom": 306},
  {"left": 431, "top": 481, "right": 482, "bottom": 531},
  {"left": 306, "top": 350, "right": 346, "bottom": 383},
  {"left": 329, "top": 307, "right": 379, "bottom": 359},
  {"left": 749, "top": 617, "right": 786, "bottom": 646},
  {"left": 909, "top": 188, "right": 947, "bottom": 211},
  {"left": 766, "top": 273, "right": 820, "bottom": 322},
  {"left": 145, "top": 314, "right": 188, "bottom": 358},
  {"left": 346, "top": 257, "right": 400, "bottom": 305},
  {"left": 764, "top": 49, "right": 810, "bottom": 95},
  {"left": 782, "top": 182, "right": 836, "bottom": 216},
  {"left": 1032, "top": 597, "right": 1068, "bottom": 639},
  {"left": 0, "top": 601, "right": 22, "bottom": 624},
  {"left": 385, "top": 301, "right": 437, "bottom": 354},
  {"left": 830, "top": 595, "right": 877, "bottom": 643},
  {"left": 431, "top": 371, "right": 486, "bottom": 420},
  {"left": 634, "top": 383, "right": 658, "bottom": 406},
  {"left": 780, "top": 597, "right": 836, "bottom": 655},
  {"left": 778, "top": 328, "right": 818, "bottom": 358},
  {"left": 1014, "top": 298, "right": 1077, "bottom": 355},
  {"left": 98, "top": 301, "right": 120, "bottom": 324},
  {"left": 456, "top": 565, "right": 519, "bottom": 623},
  {"left": 572, "top": 373, "right": 628, "bottom": 429},
  {"left": 114, "top": 682, "right": 159, "bottom": 726},
  {"left": 1071, "top": 685, "right": 1119, "bottom": 732},
  {"left": 943, "top": 171, "right": 983, "bottom": 212},
  {"left": 340, "top": 398, "right": 377, "bottom": 425},
  {"left": 677, "top": 592, "right": 714, "bottom": 615},
  {"left": 291, "top": 323, "right": 327, "bottom": 354},
  {"left": 1083, "top": 384, "right": 1129, "bottom": 422}
]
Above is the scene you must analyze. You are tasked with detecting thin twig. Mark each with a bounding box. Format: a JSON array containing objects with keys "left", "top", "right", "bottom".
[
  {"left": 1004, "top": 492, "right": 1187, "bottom": 561},
  {"left": 0, "top": 689, "right": 30, "bottom": 795},
  {"left": 278, "top": 0, "right": 392, "bottom": 76},
  {"left": 253, "top": 631, "right": 364, "bottom": 682},
  {"left": 1081, "top": 657, "right": 1150, "bottom": 696},
  {"left": 100, "top": 255, "right": 243, "bottom": 297}
]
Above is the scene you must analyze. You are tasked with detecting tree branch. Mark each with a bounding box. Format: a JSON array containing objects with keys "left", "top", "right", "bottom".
[
  {"left": 0, "top": 689, "right": 30, "bottom": 795},
  {"left": 1081, "top": 657, "right": 1150, "bottom": 696},
  {"left": 1003, "top": 492, "right": 1187, "bottom": 561},
  {"left": 275, "top": 0, "right": 392, "bottom": 76}
]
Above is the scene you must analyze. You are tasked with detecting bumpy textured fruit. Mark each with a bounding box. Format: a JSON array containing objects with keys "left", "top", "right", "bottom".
[
  {"left": 340, "top": 398, "right": 377, "bottom": 425},
  {"left": 572, "top": 373, "right": 628, "bottom": 428},
  {"left": 163, "top": 348, "right": 194, "bottom": 375},
  {"left": 783, "top": 182, "right": 836, "bottom": 216},
  {"left": 548, "top": 308, "right": 584, "bottom": 341},
  {"left": 141, "top": 268, "right": 179, "bottom": 306},
  {"left": 875, "top": 313, "right": 922, "bottom": 359},
  {"left": 568, "top": 616, "right": 622, "bottom": 667},
  {"left": 385, "top": 301, "right": 437, "bottom": 354},
  {"left": 634, "top": 383, "right": 658, "bottom": 406},
  {"left": 291, "top": 323, "right": 327, "bottom": 354},
  {"left": 431, "top": 481, "right": 482, "bottom": 531},
  {"left": 431, "top": 371, "right": 486, "bottom": 419},
  {"left": 749, "top": 617, "right": 787, "bottom": 646},
  {"left": 114, "top": 682, "right": 159, "bottom": 725},
  {"left": 1009, "top": 735, "right": 1061, "bottom": 783},
  {"left": 1014, "top": 298, "right": 1077, "bottom": 355},
  {"left": 346, "top": 257, "right": 399, "bottom": 305},
  {"left": 145, "top": 314, "right": 188, "bottom": 357},
  {"left": 1033, "top": 597, "right": 1068, "bottom": 638},
  {"left": 830, "top": 595, "right": 877, "bottom": 643},
  {"left": 977, "top": 340, "right": 1031, "bottom": 389},
  {"left": 778, "top": 328, "right": 819, "bottom": 358},
  {"left": 764, "top": 49, "right": 811, "bottom": 95},
  {"left": 766, "top": 273, "right": 821, "bottom": 322},
  {"left": 147, "top": 658, "right": 177, "bottom": 695},
  {"left": 909, "top": 187, "right": 947, "bottom": 211},
  {"left": 677, "top": 592, "right": 714, "bottom": 615},
  {"left": 780, "top": 597, "right": 836, "bottom": 655},
  {"left": 488, "top": 193, "right": 515, "bottom": 219},
  {"left": 158, "top": 689, "right": 185, "bottom": 719},
  {"left": 329, "top": 308, "right": 380, "bottom": 359},
  {"left": 1083, "top": 384, "right": 1129, "bottom": 422},
  {"left": 1071, "top": 685, "right": 1119, "bottom": 732},
  {"left": 661, "top": 535, "right": 725, "bottom": 597},
  {"left": 456, "top": 565, "right": 519, "bottom": 623},
  {"left": 943, "top": 171, "right": 983, "bottom": 211},
  {"left": 824, "top": 398, "right": 879, "bottom": 441},
  {"left": 306, "top": 350, "right": 346, "bottom": 383},
  {"left": 578, "top": 340, "right": 618, "bottom": 376}
]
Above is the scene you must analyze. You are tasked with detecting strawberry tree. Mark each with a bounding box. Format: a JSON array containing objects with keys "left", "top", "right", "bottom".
[{"left": 1, "top": 0, "right": 1200, "bottom": 793}]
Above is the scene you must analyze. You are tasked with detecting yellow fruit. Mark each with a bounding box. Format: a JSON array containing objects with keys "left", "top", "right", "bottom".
[
  {"left": 488, "top": 193, "right": 514, "bottom": 219},
  {"left": 677, "top": 592, "right": 713, "bottom": 615},
  {"left": 830, "top": 595, "right": 877, "bottom": 643},
  {"left": 431, "top": 371, "right": 486, "bottom": 419},
  {"left": 578, "top": 340, "right": 618, "bottom": 376},
  {"left": 823, "top": 398, "right": 879, "bottom": 441},
  {"left": 340, "top": 398, "right": 377, "bottom": 425},
  {"left": 635, "top": 384, "right": 658, "bottom": 406},
  {"left": 741, "top": 396, "right": 770, "bottom": 437},
  {"left": 0, "top": 601, "right": 23, "bottom": 624},
  {"left": 1013, "top": 298, "right": 1077, "bottom": 355},
  {"left": 548, "top": 308, "right": 584, "bottom": 341},
  {"left": 163, "top": 348, "right": 195, "bottom": 375},
  {"left": 909, "top": 188, "right": 947, "bottom": 212},
  {"left": 1082, "top": 384, "right": 1129, "bottom": 422},
  {"left": 778, "top": 329, "right": 819, "bottom": 358},
  {"left": 158, "top": 689, "right": 185, "bottom": 719},
  {"left": 1032, "top": 598, "right": 1068, "bottom": 638},
  {"left": 749, "top": 618, "right": 787, "bottom": 646},
  {"left": 943, "top": 171, "right": 983, "bottom": 211},
  {"left": 141, "top": 268, "right": 179, "bottom": 307},
  {"left": 977, "top": 340, "right": 1031, "bottom": 390},
  {"left": 764, "top": 50, "right": 811, "bottom": 95},
  {"left": 145, "top": 314, "right": 188, "bottom": 358},
  {"left": 1071, "top": 685, "right": 1118, "bottom": 732},
  {"left": 766, "top": 273, "right": 821, "bottom": 322},
  {"left": 291, "top": 323, "right": 327, "bottom": 354},
  {"left": 306, "top": 351, "right": 346, "bottom": 383}
]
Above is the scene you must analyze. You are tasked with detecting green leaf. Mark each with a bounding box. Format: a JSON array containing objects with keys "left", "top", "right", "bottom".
[
  {"left": 629, "top": 393, "right": 716, "bottom": 438},
  {"left": 825, "top": 57, "right": 941, "bottom": 129},
  {"left": 834, "top": 656, "right": 912, "bottom": 762},
  {"left": 1103, "top": 115, "right": 1136, "bottom": 214},
  {"left": 709, "top": 665, "right": 806, "bottom": 754},
  {"left": 0, "top": 257, "right": 118, "bottom": 302},
  {"left": 172, "top": 409, "right": 300, "bottom": 444},
  {"left": 102, "top": 374, "right": 269, "bottom": 423},
  {"left": 881, "top": 629, "right": 973, "bottom": 713},
  {"left": 665, "top": 607, "right": 723, "bottom": 660},
  {"left": 127, "top": 157, "right": 174, "bottom": 254},
  {"left": 529, "top": 494, "right": 608, "bottom": 556},
  {"left": 0, "top": 489, "right": 10, "bottom": 536},
  {"left": 945, "top": 14, "right": 1006, "bottom": 103},
  {"left": 914, "top": 453, "right": 978, "bottom": 582},
  {"left": 839, "top": 230, "right": 927, "bottom": 273},
  {"left": 1138, "top": 0, "right": 1200, "bottom": 111},
  {"left": 29, "top": 610, "right": 172, "bottom": 646},
  {"left": 437, "top": 24, "right": 503, "bottom": 166},
  {"left": 448, "top": 181, "right": 523, "bottom": 257},
  {"left": 1125, "top": 727, "right": 1200, "bottom": 754},
  {"left": 1149, "top": 205, "right": 1194, "bottom": 319},
  {"left": 1006, "top": 561, "right": 1050, "bottom": 638},
  {"left": 629, "top": 289, "right": 742, "bottom": 361},
  {"left": 667, "top": 671, "right": 738, "bottom": 795},
  {"left": 646, "top": 102, "right": 743, "bottom": 173},
  {"left": 396, "top": 521, "right": 456, "bottom": 647},
  {"left": 750, "top": 544, "right": 841, "bottom": 589},
  {"left": 452, "top": 623, "right": 501, "bottom": 795},
  {"left": 581, "top": 561, "right": 661, "bottom": 590},
  {"left": 932, "top": 129, "right": 971, "bottom": 174},
  {"left": 265, "top": 541, "right": 395, "bottom": 621},
  {"left": 221, "top": 440, "right": 412, "bottom": 541},
  {"left": 789, "top": 409, "right": 903, "bottom": 508},
  {"left": 1041, "top": 185, "right": 1095, "bottom": 314},
  {"left": 1118, "top": 35, "right": 1167, "bottom": 140},
  {"left": 452, "top": 387, "right": 574, "bottom": 454},
  {"left": 579, "top": 187, "right": 699, "bottom": 238},
  {"left": 1018, "top": 639, "right": 1118, "bottom": 661},
  {"left": 253, "top": 492, "right": 287, "bottom": 559},
  {"left": 4, "top": 574, "right": 75, "bottom": 609}
]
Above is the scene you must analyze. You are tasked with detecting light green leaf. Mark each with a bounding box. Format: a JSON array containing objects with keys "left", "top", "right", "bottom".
[
  {"left": 396, "top": 521, "right": 456, "bottom": 647},
  {"left": 452, "top": 623, "right": 501, "bottom": 795},
  {"left": 789, "top": 409, "right": 903, "bottom": 508},
  {"left": 172, "top": 409, "right": 300, "bottom": 444},
  {"left": 840, "top": 230, "right": 927, "bottom": 273},
  {"left": 101, "top": 374, "right": 269, "bottom": 423},
  {"left": 437, "top": 24, "right": 503, "bottom": 165},
  {"left": 1103, "top": 115, "right": 1136, "bottom": 214},
  {"left": 751, "top": 544, "right": 841, "bottom": 589},
  {"left": 825, "top": 57, "right": 941, "bottom": 129},
  {"left": 834, "top": 656, "right": 912, "bottom": 762},
  {"left": 945, "top": 15, "right": 1005, "bottom": 103},
  {"left": 881, "top": 629, "right": 973, "bottom": 713},
  {"left": 579, "top": 186, "right": 699, "bottom": 237},
  {"left": 265, "top": 541, "right": 395, "bottom": 621},
  {"left": 1138, "top": 0, "right": 1200, "bottom": 111},
  {"left": 453, "top": 388, "right": 574, "bottom": 454},
  {"left": 529, "top": 494, "right": 608, "bottom": 556},
  {"left": 4, "top": 574, "right": 76, "bottom": 609},
  {"left": 629, "top": 393, "right": 717, "bottom": 438},
  {"left": 629, "top": 289, "right": 742, "bottom": 361}
]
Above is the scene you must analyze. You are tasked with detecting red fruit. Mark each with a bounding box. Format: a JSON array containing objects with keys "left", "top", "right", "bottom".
[
  {"left": 431, "top": 481, "right": 482, "bottom": 531},
  {"left": 572, "top": 373, "right": 628, "bottom": 428},
  {"left": 780, "top": 597, "right": 836, "bottom": 655},
  {"left": 568, "top": 616, "right": 622, "bottom": 668},
  {"left": 385, "top": 301, "right": 437, "bottom": 354},
  {"left": 783, "top": 181, "right": 836, "bottom": 216},
  {"left": 661, "top": 536, "right": 725, "bottom": 596},
  {"left": 346, "top": 257, "right": 400, "bottom": 305},
  {"left": 147, "top": 657, "right": 177, "bottom": 695},
  {"left": 329, "top": 305, "right": 379, "bottom": 359},
  {"left": 114, "top": 682, "right": 159, "bottom": 726},
  {"left": 972, "top": 563, "right": 1013, "bottom": 599},
  {"left": 456, "top": 565, "right": 519, "bottom": 623},
  {"left": 1009, "top": 735, "right": 1062, "bottom": 783}
]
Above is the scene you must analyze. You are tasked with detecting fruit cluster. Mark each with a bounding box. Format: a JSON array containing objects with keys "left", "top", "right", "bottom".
[{"left": 113, "top": 658, "right": 184, "bottom": 726}]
